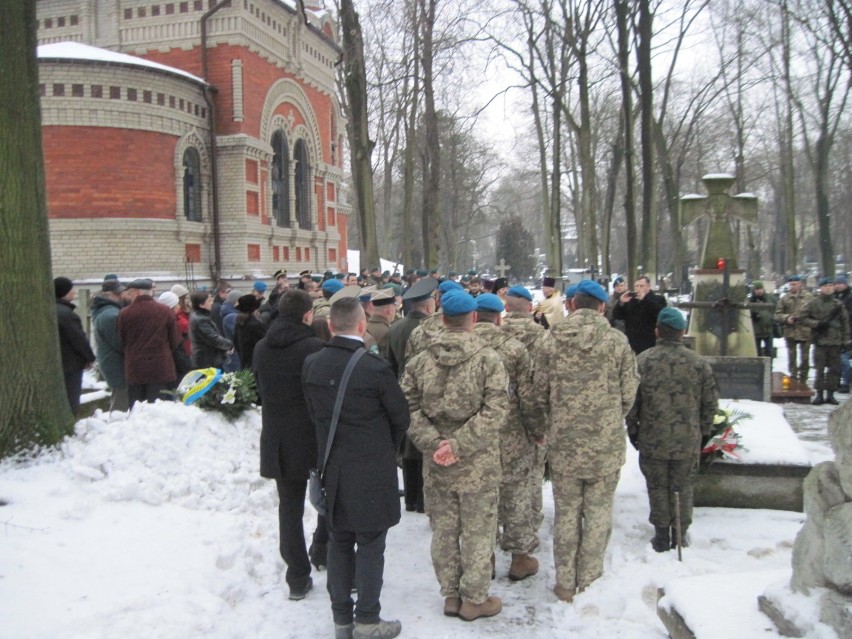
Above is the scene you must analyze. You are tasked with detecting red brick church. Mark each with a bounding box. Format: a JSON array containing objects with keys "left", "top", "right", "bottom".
[{"left": 36, "top": 0, "right": 350, "bottom": 283}]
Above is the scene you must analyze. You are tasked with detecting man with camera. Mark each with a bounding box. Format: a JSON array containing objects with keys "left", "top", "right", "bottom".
[{"left": 612, "top": 275, "right": 668, "bottom": 354}]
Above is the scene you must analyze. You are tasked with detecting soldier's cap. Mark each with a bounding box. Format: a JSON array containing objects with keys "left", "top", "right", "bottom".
[
  {"left": 334, "top": 272, "right": 345, "bottom": 280},
  {"left": 358, "top": 285, "right": 377, "bottom": 303},
  {"left": 382, "top": 270, "right": 391, "bottom": 277},
  {"left": 253, "top": 281, "right": 268, "bottom": 293},
  {"left": 564, "top": 284, "right": 578, "bottom": 299},
  {"left": 430, "top": 268, "right": 439, "bottom": 274},
  {"left": 103, "top": 273, "right": 119, "bottom": 281},
  {"left": 322, "top": 278, "right": 345, "bottom": 294},
  {"left": 329, "top": 285, "right": 362, "bottom": 305},
  {"left": 324, "top": 270, "right": 333, "bottom": 277},
  {"left": 448, "top": 271, "right": 458, "bottom": 277},
  {"left": 299, "top": 270, "right": 311, "bottom": 277},
  {"left": 507, "top": 285, "right": 532, "bottom": 302},
  {"left": 273, "top": 269, "right": 287, "bottom": 280},
  {"left": 657, "top": 307, "right": 687, "bottom": 331},
  {"left": 786, "top": 274, "right": 801, "bottom": 282},
  {"left": 102, "top": 279, "right": 126, "bottom": 294},
  {"left": 415, "top": 269, "right": 428, "bottom": 277},
  {"left": 818, "top": 277, "right": 833, "bottom": 287},
  {"left": 311, "top": 275, "right": 323, "bottom": 283},
  {"left": 402, "top": 277, "right": 438, "bottom": 302},
  {"left": 475, "top": 293, "right": 504, "bottom": 313},
  {"left": 574, "top": 280, "right": 607, "bottom": 303},
  {"left": 836, "top": 275, "right": 848, "bottom": 285},
  {"left": 384, "top": 283, "right": 403, "bottom": 296},
  {"left": 613, "top": 276, "right": 625, "bottom": 286},
  {"left": 437, "top": 280, "right": 463, "bottom": 294},
  {"left": 441, "top": 290, "right": 476, "bottom": 316},
  {"left": 405, "top": 268, "right": 415, "bottom": 275},
  {"left": 467, "top": 269, "right": 477, "bottom": 276},
  {"left": 493, "top": 277, "right": 509, "bottom": 292},
  {"left": 127, "top": 278, "right": 154, "bottom": 290},
  {"left": 752, "top": 280, "right": 765, "bottom": 289},
  {"left": 370, "top": 287, "right": 396, "bottom": 306}
]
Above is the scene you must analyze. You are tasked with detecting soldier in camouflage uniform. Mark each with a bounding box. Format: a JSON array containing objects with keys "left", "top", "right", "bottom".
[
  {"left": 774, "top": 275, "right": 813, "bottom": 383},
  {"left": 402, "top": 290, "right": 508, "bottom": 622},
  {"left": 473, "top": 294, "right": 544, "bottom": 581},
  {"left": 404, "top": 280, "right": 464, "bottom": 360},
  {"left": 502, "top": 286, "right": 547, "bottom": 536},
  {"left": 626, "top": 308, "right": 719, "bottom": 552},
  {"left": 532, "top": 280, "right": 638, "bottom": 603},
  {"left": 313, "top": 278, "right": 343, "bottom": 320},
  {"left": 799, "top": 277, "right": 851, "bottom": 405}
]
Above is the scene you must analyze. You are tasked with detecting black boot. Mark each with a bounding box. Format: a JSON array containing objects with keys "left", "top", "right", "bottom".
[
  {"left": 812, "top": 390, "right": 825, "bottom": 406},
  {"left": 651, "top": 526, "right": 670, "bottom": 552},
  {"left": 671, "top": 526, "right": 690, "bottom": 549},
  {"left": 826, "top": 391, "right": 839, "bottom": 405},
  {"left": 309, "top": 542, "right": 327, "bottom": 570}
]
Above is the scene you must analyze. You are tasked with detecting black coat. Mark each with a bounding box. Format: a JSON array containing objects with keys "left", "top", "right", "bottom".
[
  {"left": 234, "top": 314, "right": 267, "bottom": 371},
  {"left": 302, "top": 336, "right": 410, "bottom": 532},
  {"left": 253, "top": 318, "right": 324, "bottom": 480},
  {"left": 56, "top": 299, "right": 96, "bottom": 375},
  {"left": 612, "top": 291, "right": 667, "bottom": 354},
  {"left": 190, "top": 308, "right": 232, "bottom": 368}
]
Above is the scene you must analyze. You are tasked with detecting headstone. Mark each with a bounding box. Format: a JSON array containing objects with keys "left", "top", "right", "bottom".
[{"left": 704, "top": 356, "right": 770, "bottom": 401}]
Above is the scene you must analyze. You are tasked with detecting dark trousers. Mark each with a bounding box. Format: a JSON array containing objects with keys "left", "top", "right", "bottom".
[
  {"left": 402, "top": 458, "right": 424, "bottom": 512},
  {"left": 63, "top": 370, "right": 83, "bottom": 417},
  {"left": 327, "top": 527, "right": 387, "bottom": 625},
  {"left": 639, "top": 455, "right": 699, "bottom": 528},
  {"left": 754, "top": 335, "right": 773, "bottom": 358},
  {"left": 275, "top": 478, "right": 312, "bottom": 590},
  {"left": 128, "top": 383, "right": 172, "bottom": 407},
  {"left": 813, "top": 345, "right": 843, "bottom": 392}
]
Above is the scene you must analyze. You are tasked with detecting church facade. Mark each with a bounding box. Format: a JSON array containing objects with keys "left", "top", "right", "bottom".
[{"left": 36, "top": 0, "right": 350, "bottom": 283}]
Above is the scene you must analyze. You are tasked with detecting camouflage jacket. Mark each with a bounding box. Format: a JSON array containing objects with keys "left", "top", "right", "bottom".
[
  {"left": 502, "top": 312, "right": 545, "bottom": 352},
  {"left": 402, "top": 329, "right": 508, "bottom": 491},
  {"left": 312, "top": 298, "right": 331, "bottom": 319},
  {"left": 799, "top": 293, "right": 851, "bottom": 346},
  {"left": 405, "top": 310, "right": 445, "bottom": 361},
  {"left": 626, "top": 338, "right": 719, "bottom": 460},
  {"left": 473, "top": 322, "right": 544, "bottom": 457},
  {"left": 533, "top": 309, "right": 638, "bottom": 479},
  {"left": 774, "top": 290, "right": 813, "bottom": 341}
]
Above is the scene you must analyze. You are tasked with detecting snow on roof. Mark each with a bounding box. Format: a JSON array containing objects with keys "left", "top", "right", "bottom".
[
  {"left": 702, "top": 173, "right": 735, "bottom": 180},
  {"left": 681, "top": 193, "right": 707, "bottom": 200},
  {"left": 37, "top": 42, "right": 206, "bottom": 85}
]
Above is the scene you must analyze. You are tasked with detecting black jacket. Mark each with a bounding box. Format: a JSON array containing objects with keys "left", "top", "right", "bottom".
[
  {"left": 612, "top": 292, "right": 667, "bottom": 354},
  {"left": 253, "top": 318, "right": 324, "bottom": 480},
  {"left": 302, "top": 336, "right": 410, "bottom": 532},
  {"left": 234, "top": 314, "right": 267, "bottom": 371},
  {"left": 56, "top": 299, "right": 96, "bottom": 375},
  {"left": 190, "top": 308, "right": 232, "bottom": 368}
]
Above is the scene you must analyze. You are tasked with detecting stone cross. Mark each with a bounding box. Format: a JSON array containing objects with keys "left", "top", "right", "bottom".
[
  {"left": 495, "top": 258, "right": 511, "bottom": 278},
  {"left": 681, "top": 174, "right": 758, "bottom": 270}
]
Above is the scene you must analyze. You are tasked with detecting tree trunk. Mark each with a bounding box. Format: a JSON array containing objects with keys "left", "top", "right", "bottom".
[
  {"left": 815, "top": 135, "right": 836, "bottom": 277},
  {"left": 340, "top": 0, "right": 379, "bottom": 268},
  {"left": 637, "top": 0, "right": 656, "bottom": 280},
  {"left": 615, "top": 0, "right": 638, "bottom": 283},
  {"left": 401, "top": 3, "right": 420, "bottom": 269},
  {"left": 420, "top": 0, "right": 441, "bottom": 268},
  {"left": 780, "top": 0, "right": 798, "bottom": 272},
  {"left": 0, "top": 2, "right": 75, "bottom": 457}
]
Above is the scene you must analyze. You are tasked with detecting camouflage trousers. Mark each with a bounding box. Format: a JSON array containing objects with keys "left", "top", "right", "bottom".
[
  {"left": 813, "top": 345, "right": 843, "bottom": 392},
  {"left": 550, "top": 468, "right": 619, "bottom": 592},
  {"left": 785, "top": 339, "right": 810, "bottom": 383},
  {"left": 528, "top": 442, "right": 547, "bottom": 533},
  {"left": 426, "top": 482, "right": 498, "bottom": 605},
  {"left": 638, "top": 455, "right": 699, "bottom": 528},
  {"left": 498, "top": 448, "right": 535, "bottom": 554}
]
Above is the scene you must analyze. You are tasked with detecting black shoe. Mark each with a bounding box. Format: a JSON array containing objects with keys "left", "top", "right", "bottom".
[
  {"left": 837, "top": 385, "right": 850, "bottom": 394},
  {"left": 309, "top": 543, "right": 327, "bottom": 570},
  {"left": 289, "top": 577, "right": 313, "bottom": 601},
  {"left": 812, "top": 391, "right": 825, "bottom": 406},
  {"left": 651, "top": 526, "right": 670, "bottom": 553},
  {"left": 826, "top": 392, "right": 839, "bottom": 405}
]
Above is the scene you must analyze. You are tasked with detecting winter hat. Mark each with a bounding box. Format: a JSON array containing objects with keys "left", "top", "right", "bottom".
[
  {"left": 786, "top": 274, "right": 801, "bottom": 282},
  {"left": 818, "top": 277, "right": 833, "bottom": 287},
  {"left": 542, "top": 276, "right": 556, "bottom": 288},
  {"left": 102, "top": 280, "right": 126, "bottom": 294},
  {"left": 157, "top": 291, "right": 180, "bottom": 308},
  {"left": 507, "top": 285, "right": 533, "bottom": 302},
  {"left": 441, "top": 290, "right": 476, "bottom": 316},
  {"left": 237, "top": 294, "right": 261, "bottom": 313},
  {"left": 54, "top": 276, "right": 73, "bottom": 299},
  {"left": 613, "top": 276, "right": 625, "bottom": 286},
  {"left": 127, "top": 278, "right": 154, "bottom": 290},
  {"left": 171, "top": 284, "right": 189, "bottom": 297},
  {"left": 227, "top": 290, "right": 242, "bottom": 305},
  {"left": 836, "top": 275, "right": 848, "bottom": 285},
  {"left": 574, "top": 280, "right": 608, "bottom": 303},
  {"left": 752, "top": 281, "right": 765, "bottom": 289},
  {"left": 657, "top": 307, "right": 687, "bottom": 331},
  {"left": 493, "top": 278, "right": 509, "bottom": 292},
  {"left": 475, "top": 293, "right": 504, "bottom": 313}
]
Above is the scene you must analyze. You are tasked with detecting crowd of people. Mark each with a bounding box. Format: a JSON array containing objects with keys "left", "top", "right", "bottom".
[{"left": 51, "top": 267, "right": 850, "bottom": 639}]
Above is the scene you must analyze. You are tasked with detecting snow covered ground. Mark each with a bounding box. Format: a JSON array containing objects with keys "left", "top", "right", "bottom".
[{"left": 0, "top": 338, "right": 845, "bottom": 638}]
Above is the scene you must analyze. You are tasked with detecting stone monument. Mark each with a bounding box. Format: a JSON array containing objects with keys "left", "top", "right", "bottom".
[
  {"left": 759, "top": 399, "right": 852, "bottom": 637},
  {"left": 679, "top": 174, "right": 761, "bottom": 357}
]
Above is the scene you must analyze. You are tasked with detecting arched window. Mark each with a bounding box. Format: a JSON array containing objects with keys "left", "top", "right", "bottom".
[
  {"left": 183, "top": 147, "right": 202, "bottom": 222},
  {"left": 271, "top": 130, "right": 290, "bottom": 227},
  {"left": 294, "top": 139, "right": 312, "bottom": 230}
]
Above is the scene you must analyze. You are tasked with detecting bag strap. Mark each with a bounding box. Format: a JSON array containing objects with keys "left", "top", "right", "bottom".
[{"left": 319, "top": 347, "right": 366, "bottom": 475}]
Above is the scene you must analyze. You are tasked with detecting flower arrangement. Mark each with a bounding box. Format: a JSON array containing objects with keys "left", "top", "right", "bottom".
[
  {"left": 195, "top": 369, "right": 258, "bottom": 420},
  {"left": 701, "top": 406, "right": 752, "bottom": 464}
]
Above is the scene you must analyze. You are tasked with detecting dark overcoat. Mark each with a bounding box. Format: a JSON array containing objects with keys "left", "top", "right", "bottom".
[
  {"left": 253, "top": 317, "right": 324, "bottom": 480},
  {"left": 189, "top": 308, "right": 232, "bottom": 368},
  {"left": 117, "top": 295, "right": 180, "bottom": 385},
  {"left": 612, "top": 291, "right": 667, "bottom": 354},
  {"left": 302, "top": 336, "right": 409, "bottom": 532},
  {"left": 56, "top": 299, "right": 96, "bottom": 375}
]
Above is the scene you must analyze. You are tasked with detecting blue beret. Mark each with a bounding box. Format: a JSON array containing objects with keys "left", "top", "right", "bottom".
[
  {"left": 818, "top": 277, "right": 833, "bottom": 287},
  {"left": 438, "top": 280, "right": 463, "bottom": 294},
  {"left": 475, "top": 293, "right": 504, "bottom": 313},
  {"left": 441, "top": 290, "right": 476, "bottom": 316},
  {"left": 507, "top": 285, "right": 532, "bottom": 302},
  {"left": 565, "top": 284, "right": 578, "bottom": 299},
  {"left": 322, "top": 279, "right": 345, "bottom": 293},
  {"left": 786, "top": 274, "right": 801, "bottom": 282},
  {"left": 253, "top": 281, "right": 268, "bottom": 293},
  {"left": 657, "top": 307, "right": 686, "bottom": 330},
  {"left": 574, "top": 280, "right": 608, "bottom": 303},
  {"left": 836, "top": 275, "right": 848, "bottom": 284},
  {"left": 613, "top": 276, "right": 625, "bottom": 286}
]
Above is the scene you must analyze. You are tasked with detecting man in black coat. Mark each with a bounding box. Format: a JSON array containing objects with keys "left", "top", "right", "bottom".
[
  {"left": 612, "top": 275, "right": 668, "bottom": 354},
  {"left": 253, "top": 289, "right": 325, "bottom": 601},
  {"left": 302, "top": 297, "right": 409, "bottom": 639},
  {"left": 54, "top": 277, "right": 96, "bottom": 416}
]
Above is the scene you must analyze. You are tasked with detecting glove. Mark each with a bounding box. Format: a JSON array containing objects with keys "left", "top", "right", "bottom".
[{"left": 628, "top": 431, "right": 639, "bottom": 450}]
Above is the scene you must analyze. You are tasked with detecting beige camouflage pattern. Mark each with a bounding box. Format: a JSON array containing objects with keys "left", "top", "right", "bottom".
[
  {"left": 473, "top": 322, "right": 541, "bottom": 554},
  {"left": 501, "top": 312, "right": 545, "bottom": 351},
  {"left": 402, "top": 328, "right": 507, "bottom": 604},
  {"left": 312, "top": 297, "right": 331, "bottom": 319},
  {"left": 404, "top": 310, "right": 445, "bottom": 361},
  {"left": 532, "top": 308, "right": 638, "bottom": 592},
  {"left": 774, "top": 288, "right": 813, "bottom": 341}
]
